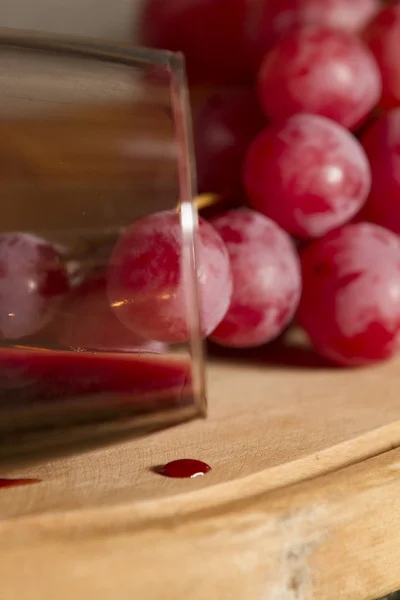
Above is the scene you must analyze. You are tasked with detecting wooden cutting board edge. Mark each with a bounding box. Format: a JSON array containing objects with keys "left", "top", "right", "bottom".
[{"left": 1, "top": 422, "right": 400, "bottom": 599}]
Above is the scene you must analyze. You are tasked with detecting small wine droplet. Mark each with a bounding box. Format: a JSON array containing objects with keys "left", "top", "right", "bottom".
[
  {"left": 0, "top": 478, "right": 41, "bottom": 489},
  {"left": 161, "top": 459, "right": 211, "bottom": 479}
]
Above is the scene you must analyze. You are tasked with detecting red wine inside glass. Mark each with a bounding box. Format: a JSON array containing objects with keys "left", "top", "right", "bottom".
[
  {"left": 0, "top": 230, "right": 199, "bottom": 469},
  {"left": 0, "top": 41, "right": 206, "bottom": 470}
]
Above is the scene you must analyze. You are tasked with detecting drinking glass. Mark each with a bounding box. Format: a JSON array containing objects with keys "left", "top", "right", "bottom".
[{"left": 0, "top": 29, "right": 206, "bottom": 468}]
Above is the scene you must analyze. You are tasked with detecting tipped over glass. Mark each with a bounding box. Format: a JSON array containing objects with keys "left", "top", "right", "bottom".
[{"left": 0, "top": 29, "right": 205, "bottom": 468}]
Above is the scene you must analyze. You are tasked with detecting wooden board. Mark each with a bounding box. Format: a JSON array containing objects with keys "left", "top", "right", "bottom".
[
  {"left": 0, "top": 32, "right": 399, "bottom": 600},
  {"left": 2, "top": 334, "right": 400, "bottom": 599}
]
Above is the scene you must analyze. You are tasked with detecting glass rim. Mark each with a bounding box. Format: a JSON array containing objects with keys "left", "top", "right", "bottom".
[{"left": 0, "top": 26, "right": 185, "bottom": 70}]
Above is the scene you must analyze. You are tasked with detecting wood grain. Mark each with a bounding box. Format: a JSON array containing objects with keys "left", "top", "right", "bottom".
[
  {"left": 1, "top": 425, "right": 400, "bottom": 599},
  {"left": 1, "top": 333, "right": 400, "bottom": 599}
]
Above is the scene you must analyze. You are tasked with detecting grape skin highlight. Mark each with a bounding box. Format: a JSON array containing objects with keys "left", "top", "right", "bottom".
[
  {"left": 107, "top": 211, "right": 233, "bottom": 343},
  {"left": 210, "top": 209, "right": 301, "bottom": 348},
  {"left": 0, "top": 233, "right": 69, "bottom": 340},
  {"left": 257, "top": 26, "right": 382, "bottom": 130},
  {"left": 297, "top": 223, "right": 400, "bottom": 366},
  {"left": 244, "top": 113, "right": 371, "bottom": 239}
]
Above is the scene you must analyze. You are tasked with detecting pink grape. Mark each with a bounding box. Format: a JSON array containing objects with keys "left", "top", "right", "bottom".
[
  {"left": 139, "top": 0, "right": 249, "bottom": 84},
  {"left": 363, "top": 3, "right": 400, "bottom": 110},
  {"left": 209, "top": 209, "right": 301, "bottom": 348},
  {"left": 107, "top": 210, "right": 232, "bottom": 343},
  {"left": 297, "top": 223, "right": 400, "bottom": 366},
  {"left": 0, "top": 233, "right": 69, "bottom": 340},
  {"left": 57, "top": 275, "right": 166, "bottom": 353},
  {"left": 243, "top": 114, "right": 371, "bottom": 239},
  {"left": 360, "top": 108, "right": 400, "bottom": 234},
  {"left": 257, "top": 26, "right": 382, "bottom": 130},
  {"left": 245, "top": 0, "right": 380, "bottom": 72},
  {"left": 194, "top": 88, "right": 266, "bottom": 197}
]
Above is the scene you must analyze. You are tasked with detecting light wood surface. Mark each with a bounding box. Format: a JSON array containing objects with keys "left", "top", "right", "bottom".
[
  {"left": 0, "top": 32, "right": 399, "bottom": 600},
  {"left": 3, "top": 442, "right": 400, "bottom": 600},
  {"left": 1, "top": 331, "right": 400, "bottom": 599}
]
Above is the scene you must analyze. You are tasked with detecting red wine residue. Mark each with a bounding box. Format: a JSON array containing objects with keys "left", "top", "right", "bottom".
[
  {"left": 161, "top": 459, "right": 211, "bottom": 479},
  {"left": 0, "top": 478, "right": 41, "bottom": 489}
]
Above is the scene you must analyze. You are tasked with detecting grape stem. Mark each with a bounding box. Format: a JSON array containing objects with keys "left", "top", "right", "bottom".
[{"left": 176, "top": 193, "right": 221, "bottom": 212}]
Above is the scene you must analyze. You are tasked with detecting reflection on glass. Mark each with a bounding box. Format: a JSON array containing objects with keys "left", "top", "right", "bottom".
[{"left": 0, "top": 30, "right": 205, "bottom": 468}]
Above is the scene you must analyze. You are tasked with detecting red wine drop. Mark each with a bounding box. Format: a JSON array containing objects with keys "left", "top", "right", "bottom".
[
  {"left": 0, "top": 478, "right": 41, "bottom": 489},
  {"left": 161, "top": 459, "right": 211, "bottom": 478}
]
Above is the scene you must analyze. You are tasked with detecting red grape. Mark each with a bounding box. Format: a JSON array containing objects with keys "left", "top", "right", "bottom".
[
  {"left": 139, "top": 0, "right": 249, "bottom": 84},
  {"left": 107, "top": 211, "right": 232, "bottom": 343},
  {"left": 297, "top": 223, "right": 400, "bottom": 366},
  {"left": 363, "top": 3, "right": 400, "bottom": 110},
  {"left": 57, "top": 275, "right": 166, "bottom": 353},
  {"left": 0, "top": 233, "right": 69, "bottom": 340},
  {"left": 243, "top": 114, "right": 371, "bottom": 239},
  {"left": 257, "top": 26, "right": 381, "bottom": 130},
  {"left": 194, "top": 89, "right": 266, "bottom": 197},
  {"left": 245, "top": 0, "right": 380, "bottom": 72},
  {"left": 360, "top": 108, "right": 400, "bottom": 234},
  {"left": 209, "top": 209, "right": 301, "bottom": 348}
]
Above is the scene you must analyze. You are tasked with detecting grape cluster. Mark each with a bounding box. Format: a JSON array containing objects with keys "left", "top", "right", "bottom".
[
  {"left": 4, "top": 1, "right": 400, "bottom": 371},
  {"left": 0, "top": 212, "right": 233, "bottom": 354},
  {"left": 137, "top": 0, "right": 400, "bottom": 367}
]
